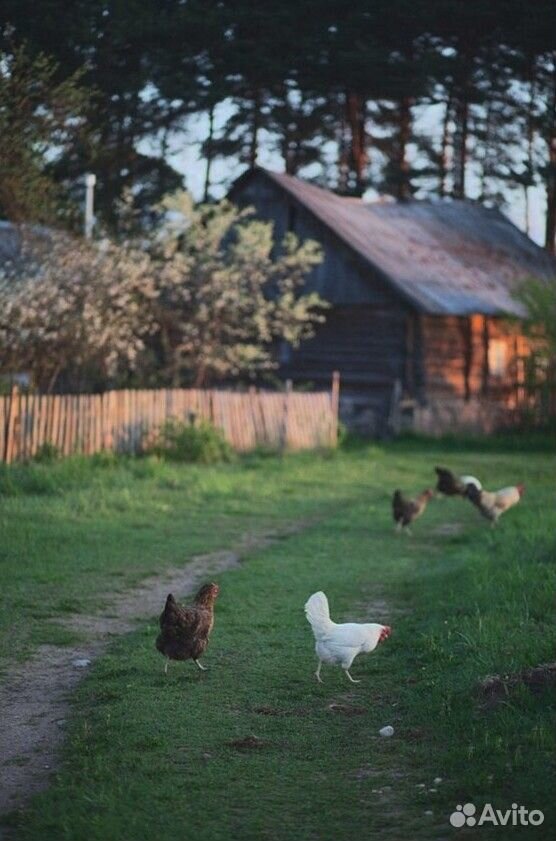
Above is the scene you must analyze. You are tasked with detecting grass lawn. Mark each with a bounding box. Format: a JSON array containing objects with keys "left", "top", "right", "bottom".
[{"left": 1, "top": 438, "right": 555, "bottom": 840}]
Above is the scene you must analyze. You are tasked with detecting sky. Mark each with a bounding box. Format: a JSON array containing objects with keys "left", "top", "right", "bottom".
[{"left": 147, "top": 100, "right": 547, "bottom": 247}]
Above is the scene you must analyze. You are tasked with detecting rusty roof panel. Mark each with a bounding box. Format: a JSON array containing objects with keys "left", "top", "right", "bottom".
[{"left": 254, "top": 169, "right": 556, "bottom": 316}]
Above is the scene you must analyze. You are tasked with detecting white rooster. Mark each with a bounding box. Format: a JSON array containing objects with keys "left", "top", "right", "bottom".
[
  {"left": 304, "top": 591, "right": 391, "bottom": 684},
  {"left": 465, "top": 482, "right": 525, "bottom": 525}
]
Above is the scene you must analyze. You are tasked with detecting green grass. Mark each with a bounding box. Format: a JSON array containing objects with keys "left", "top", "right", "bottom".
[
  {"left": 1, "top": 439, "right": 555, "bottom": 839},
  {"left": 0, "top": 450, "right": 347, "bottom": 669}
]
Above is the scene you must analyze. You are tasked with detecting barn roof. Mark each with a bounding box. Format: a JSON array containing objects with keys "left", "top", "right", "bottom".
[{"left": 233, "top": 168, "right": 556, "bottom": 316}]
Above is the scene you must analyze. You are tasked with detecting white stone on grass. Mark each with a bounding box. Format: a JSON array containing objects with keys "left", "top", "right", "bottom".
[
  {"left": 72, "top": 658, "right": 91, "bottom": 668},
  {"left": 379, "top": 725, "right": 394, "bottom": 737}
]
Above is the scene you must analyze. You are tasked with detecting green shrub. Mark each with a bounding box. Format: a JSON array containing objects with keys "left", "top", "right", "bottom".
[
  {"left": 0, "top": 463, "right": 60, "bottom": 496},
  {"left": 89, "top": 450, "right": 119, "bottom": 469},
  {"left": 33, "top": 442, "right": 61, "bottom": 463},
  {"left": 149, "top": 418, "right": 234, "bottom": 464}
]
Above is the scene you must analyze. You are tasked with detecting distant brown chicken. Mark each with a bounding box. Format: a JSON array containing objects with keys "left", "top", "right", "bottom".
[
  {"left": 392, "top": 488, "right": 434, "bottom": 534},
  {"left": 156, "top": 583, "right": 220, "bottom": 674}
]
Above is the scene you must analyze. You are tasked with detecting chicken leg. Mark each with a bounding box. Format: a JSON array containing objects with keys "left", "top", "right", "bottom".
[
  {"left": 315, "top": 660, "right": 323, "bottom": 683},
  {"left": 194, "top": 659, "right": 207, "bottom": 671},
  {"left": 344, "top": 669, "right": 361, "bottom": 684}
]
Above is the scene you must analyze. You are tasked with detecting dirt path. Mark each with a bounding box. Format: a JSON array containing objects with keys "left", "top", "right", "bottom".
[{"left": 0, "top": 523, "right": 310, "bottom": 820}]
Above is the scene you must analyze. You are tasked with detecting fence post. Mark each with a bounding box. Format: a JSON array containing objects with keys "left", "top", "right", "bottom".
[
  {"left": 280, "top": 379, "right": 292, "bottom": 454},
  {"left": 331, "top": 370, "right": 340, "bottom": 446},
  {"left": 4, "top": 385, "right": 20, "bottom": 464},
  {"left": 209, "top": 391, "right": 215, "bottom": 425}
]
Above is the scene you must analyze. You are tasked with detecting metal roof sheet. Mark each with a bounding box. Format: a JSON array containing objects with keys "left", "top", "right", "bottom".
[{"left": 248, "top": 168, "right": 556, "bottom": 316}]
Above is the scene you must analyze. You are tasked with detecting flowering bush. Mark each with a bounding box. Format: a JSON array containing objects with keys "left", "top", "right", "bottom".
[
  {"left": 0, "top": 231, "right": 157, "bottom": 391},
  {"left": 0, "top": 195, "right": 326, "bottom": 391}
]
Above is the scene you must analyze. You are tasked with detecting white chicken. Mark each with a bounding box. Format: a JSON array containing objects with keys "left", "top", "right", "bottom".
[
  {"left": 304, "top": 591, "right": 391, "bottom": 684},
  {"left": 465, "top": 482, "right": 525, "bottom": 525}
]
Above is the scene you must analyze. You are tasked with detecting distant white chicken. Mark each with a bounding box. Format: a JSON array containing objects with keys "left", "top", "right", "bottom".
[
  {"left": 304, "top": 591, "right": 391, "bottom": 684},
  {"left": 465, "top": 482, "right": 525, "bottom": 525}
]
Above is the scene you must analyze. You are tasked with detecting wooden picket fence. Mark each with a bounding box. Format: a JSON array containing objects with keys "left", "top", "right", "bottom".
[{"left": 0, "top": 378, "right": 340, "bottom": 464}]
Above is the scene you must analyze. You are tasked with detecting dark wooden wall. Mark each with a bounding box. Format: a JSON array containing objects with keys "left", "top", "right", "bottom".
[
  {"left": 281, "top": 304, "right": 408, "bottom": 387},
  {"left": 233, "top": 173, "right": 401, "bottom": 306},
  {"left": 232, "top": 171, "right": 530, "bottom": 429},
  {"left": 420, "top": 314, "right": 528, "bottom": 404},
  {"left": 233, "top": 172, "right": 413, "bottom": 422}
]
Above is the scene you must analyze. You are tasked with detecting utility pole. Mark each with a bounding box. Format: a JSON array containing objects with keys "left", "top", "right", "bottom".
[{"left": 84, "top": 173, "right": 96, "bottom": 239}]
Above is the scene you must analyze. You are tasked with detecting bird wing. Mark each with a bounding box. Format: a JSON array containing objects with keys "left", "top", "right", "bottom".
[
  {"left": 160, "top": 603, "right": 203, "bottom": 639},
  {"left": 321, "top": 622, "right": 376, "bottom": 649},
  {"left": 317, "top": 622, "right": 384, "bottom": 664}
]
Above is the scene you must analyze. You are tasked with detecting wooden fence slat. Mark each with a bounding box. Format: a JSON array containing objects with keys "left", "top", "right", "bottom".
[
  {"left": 0, "top": 397, "right": 5, "bottom": 462},
  {"left": 50, "top": 395, "right": 60, "bottom": 451},
  {"left": 42, "top": 395, "right": 49, "bottom": 448},
  {"left": 5, "top": 386, "right": 20, "bottom": 464},
  {"left": 62, "top": 396, "right": 70, "bottom": 455},
  {"left": 0, "top": 385, "right": 338, "bottom": 462}
]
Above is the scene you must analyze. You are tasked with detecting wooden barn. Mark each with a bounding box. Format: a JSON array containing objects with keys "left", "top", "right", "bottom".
[{"left": 230, "top": 168, "right": 556, "bottom": 435}]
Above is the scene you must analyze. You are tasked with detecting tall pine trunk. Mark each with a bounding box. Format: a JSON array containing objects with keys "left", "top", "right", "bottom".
[
  {"left": 248, "top": 92, "right": 261, "bottom": 168},
  {"left": 284, "top": 144, "right": 296, "bottom": 174},
  {"left": 478, "top": 98, "right": 494, "bottom": 202},
  {"left": 546, "top": 132, "right": 556, "bottom": 253},
  {"left": 439, "top": 93, "right": 453, "bottom": 198},
  {"left": 345, "top": 91, "right": 368, "bottom": 195},
  {"left": 396, "top": 96, "right": 412, "bottom": 199},
  {"left": 203, "top": 104, "right": 215, "bottom": 202},
  {"left": 453, "top": 90, "right": 470, "bottom": 198},
  {"left": 453, "top": 46, "right": 472, "bottom": 199},
  {"left": 523, "top": 59, "right": 537, "bottom": 235},
  {"left": 545, "top": 61, "right": 556, "bottom": 254},
  {"left": 337, "top": 109, "right": 350, "bottom": 194}
]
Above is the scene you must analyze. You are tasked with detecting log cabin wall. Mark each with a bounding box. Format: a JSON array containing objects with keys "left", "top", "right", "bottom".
[
  {"left": 233, "top": 173, "right": 402, "bottom": 306},
  {"left": 234, "top": 173, "right": 412, "bottom": 433},
  {"left": 414, "top": 313, "right": 530, "bottom": 434},
  {"left": 282, "top": 305, "right": 408, "bottom": 389},
  {"left": 231, "top": 169, "right": 545, "bottom": 436}
]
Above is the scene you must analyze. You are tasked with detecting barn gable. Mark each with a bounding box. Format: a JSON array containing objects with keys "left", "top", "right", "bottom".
[
  {"left": 231, "top": 168, "right": 556, "bottom": 316},
  {"left": 231, "top": 168, "right": 412, "bottom": 410},
  {"left": 230, "top": 168, "right": 401, "bottom": 307},
  {"left": 231, "top": 168, "right": 555, "bottom": 435}
]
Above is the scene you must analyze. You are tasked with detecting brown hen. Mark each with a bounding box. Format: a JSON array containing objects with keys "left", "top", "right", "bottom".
[
  {"left": 392, "top": 488, "right": 434, "bottom": 534},
  {"left": 156, "top": 582, "right": 219, "bottom": 674}
]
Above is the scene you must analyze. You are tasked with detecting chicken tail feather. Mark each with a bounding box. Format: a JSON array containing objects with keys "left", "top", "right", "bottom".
[
  {"left": 305, "top": 591, "right": 333, "bottom": 636},
  {"left": 159, "top": 593, "right": 177, "bottom": 627}
]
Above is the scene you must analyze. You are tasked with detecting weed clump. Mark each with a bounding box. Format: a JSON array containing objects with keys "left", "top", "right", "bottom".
[
  {"left": 149, "top": 418, "right": 234, "bottom": 464},
  {"left": 32, "top": 442, "right": 61, "bottom": 464}
]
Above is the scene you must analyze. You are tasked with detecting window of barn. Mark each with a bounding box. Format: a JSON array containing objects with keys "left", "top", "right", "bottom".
[{"left": 488, "top": 339, "right": 507, "bottom": 377}]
